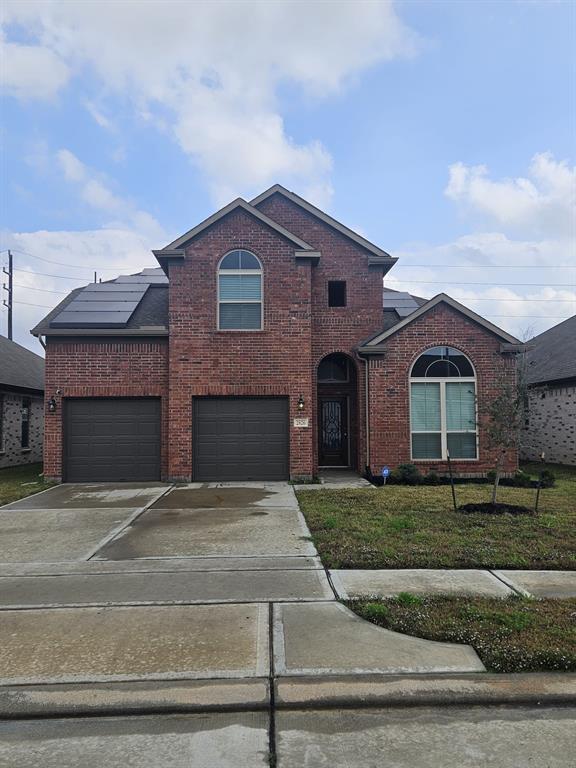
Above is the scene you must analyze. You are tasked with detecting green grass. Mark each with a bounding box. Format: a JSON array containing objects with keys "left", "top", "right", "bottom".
[
  {"left": 0, "top": 463, "right": 54, "bottom": 507},
  {"left": 296, "top": 463, "right": 576, "bottom": 570},
  {"left": 349, "top": 595, "right": 576, "bottom": 673}
]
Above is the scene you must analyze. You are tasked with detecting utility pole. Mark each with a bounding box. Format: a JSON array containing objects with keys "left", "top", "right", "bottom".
[{"left": 2, "top": 250, "right": 13, "bottom": 340}]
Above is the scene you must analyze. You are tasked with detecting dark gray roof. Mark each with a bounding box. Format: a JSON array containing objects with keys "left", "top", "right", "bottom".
[
  {"left": 525, "top": 314, "right": 576, "bottom": 385},
  {"left": 381, "top": 288, "right": 427, "bottom": 328},
  {"left": 0, "top": 335, "right": 44, "bottom": 393},
  {"left": 32, "top": 269, "right": 169, "bottom": 337}
]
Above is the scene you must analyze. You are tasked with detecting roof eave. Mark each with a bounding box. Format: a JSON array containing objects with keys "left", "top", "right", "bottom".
[
  {"left": 364, "top": 293, "right": 520, "bottom": 348},
  {"left": 251, "top": 184, "right": 395, "bottom": 262}
]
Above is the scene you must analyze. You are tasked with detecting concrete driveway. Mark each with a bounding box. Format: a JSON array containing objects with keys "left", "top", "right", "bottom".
[{"left": 0, "top": 480, "right": 484, "bottom": 690}]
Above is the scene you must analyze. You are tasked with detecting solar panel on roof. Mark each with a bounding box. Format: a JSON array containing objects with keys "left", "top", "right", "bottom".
[
  {"left": 49, "top": 268, "right": 167, "bottom": 329},
  {"left": 383, "top": 291, "right": 419, "bottom": 317}
]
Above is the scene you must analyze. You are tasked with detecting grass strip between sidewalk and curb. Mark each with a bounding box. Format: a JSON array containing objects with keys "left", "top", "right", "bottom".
[
  {"left": 296, "top": 463, "right": 576, "bottom": 570},
  {"left": 348, "top": 594, "right": 576, "bottom": 674},
  {"left": 0, "top": 464, "right": 55, "bottom": 508}
]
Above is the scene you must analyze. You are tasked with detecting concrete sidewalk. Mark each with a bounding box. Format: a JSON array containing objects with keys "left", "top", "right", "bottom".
[{"left": 331, "top": 568, "right": 576, "bottom": 599}]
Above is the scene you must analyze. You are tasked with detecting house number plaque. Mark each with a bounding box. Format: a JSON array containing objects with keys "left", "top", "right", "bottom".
[{"left": 293, "top": 417, "right": 309, "bottom": 428}]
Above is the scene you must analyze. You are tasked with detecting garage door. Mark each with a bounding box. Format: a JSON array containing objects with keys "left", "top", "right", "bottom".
[
  {"left": 64, "top": 398, "right": 161, "bottom": 482},
  {"left": 193, "top": 397, "right": 289, "bottom": 481}
]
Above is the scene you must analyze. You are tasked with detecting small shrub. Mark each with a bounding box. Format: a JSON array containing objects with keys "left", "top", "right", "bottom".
[
  {"left": 540, "top": 469, "right": 556, "bottom": 488},
  {"left": 395, "top": 591, "right": 424, "bottom": 606},
  {"left": 513, "top": 470, "right": 532, "bottom": 487},
  {"left": 361, "top": 602, "right": 390, "bottom": 622},
  {"left": 423, "top": 471, "right": 441, "bottom": 485},
  {"left": 391, "top": 463, "right": 423, "bottom": 485}
]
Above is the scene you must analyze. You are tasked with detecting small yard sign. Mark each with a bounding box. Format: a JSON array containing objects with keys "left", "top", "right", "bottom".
[{"left": 381, "top": 466, "right": 390, "bottom": 485}]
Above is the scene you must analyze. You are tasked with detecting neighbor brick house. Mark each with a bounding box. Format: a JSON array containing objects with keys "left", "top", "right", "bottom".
[
  {"left": 32, "top": 185, "right": 521, "bottom": 483},
  {"left": 520, "top": 314, "right": 576, "bottom": 466},
  {"left": 0, "top": 335, "right": 45, "bottom": 469}
]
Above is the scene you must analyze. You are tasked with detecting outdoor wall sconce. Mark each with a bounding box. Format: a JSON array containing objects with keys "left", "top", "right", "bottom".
[
  {"left": 48, "top": 397, "right": 57, "bottom": 413},
  {"left": 297, "top": 395, "right": 305, "bottom": 411}
]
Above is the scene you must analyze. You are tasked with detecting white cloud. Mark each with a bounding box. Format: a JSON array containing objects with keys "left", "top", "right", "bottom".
[
  {"left": 55, "top": 149, "right": 165, "bottom": 240},
  {"left": 1, "top": 0, "right": 419, "bottom": 204},
  {"left": 391, "top": 229, "right": 575, "bottom": 340},
  {"left": 445, "top": 152, "right": 576, "bottom": 238},
  {"left": 0, "top": 32, "right": 70, "bottom": 101},
  {"left": 0, "top": 227, "right": 161, "bottom": 351}
]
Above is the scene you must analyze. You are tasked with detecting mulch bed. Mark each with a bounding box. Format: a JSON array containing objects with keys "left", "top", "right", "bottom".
[{"left": 459, "top": 502, "right": 534, "bottom": 515}]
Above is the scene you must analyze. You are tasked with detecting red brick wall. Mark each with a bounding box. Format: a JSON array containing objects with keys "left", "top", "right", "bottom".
[
  {"left": 43, "top": 338, "right": 169, "bottom": 481},
  {"left": 256, "top": 193, "right": 387, "bottom": 472},
  {"left": 167, "top": 207, "right": 315, "bottom": 480},
  {"left": 366, "top": 303, "right": 518, "bottom": 477}
]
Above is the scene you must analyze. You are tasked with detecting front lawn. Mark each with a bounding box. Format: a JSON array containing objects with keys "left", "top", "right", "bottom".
[
  {"left": 349, "top": 595, "right": 576, "bottom": 673},
  {"left": 0, "top": 463, "right": 54, "bottom": 507},
  {"left": 296, "top": 463, "right": 576, "bottom": 569}
]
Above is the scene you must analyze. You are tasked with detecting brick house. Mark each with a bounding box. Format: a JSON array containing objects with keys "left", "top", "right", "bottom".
[
  {"left": 520, "top": 314, "right": 576, "bottom": 466},
  {"left": 32, "top": 185, "right": 521, "bottom": 483},
  {"left": 0, "top": 335, "right": 45, "bottom": 469}
]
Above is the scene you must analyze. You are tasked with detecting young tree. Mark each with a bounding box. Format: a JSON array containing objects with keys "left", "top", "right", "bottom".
[{"left": 483, "top": 357, "right": 528, "bottom": 505}]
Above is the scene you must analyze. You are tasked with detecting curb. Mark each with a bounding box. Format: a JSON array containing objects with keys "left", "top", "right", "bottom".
[
  {"left": 1, "top": 673, "right": 575, "bottom": 719},
  {"left": 274, "top": 672, "right": 576, "bottom": 710}
]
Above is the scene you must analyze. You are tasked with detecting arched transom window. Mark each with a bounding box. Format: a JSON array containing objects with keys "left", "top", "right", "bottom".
[
  {"left": 218, "top": 250, "right": 262, "bottom": 330},
  {"left": 410, "top": 346, "right": 477, "bottom": 460}
]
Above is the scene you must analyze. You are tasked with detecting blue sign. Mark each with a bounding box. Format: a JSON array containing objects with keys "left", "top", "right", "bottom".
[{"left": 382, "top": 466, "right": 390, "bottom": 477}]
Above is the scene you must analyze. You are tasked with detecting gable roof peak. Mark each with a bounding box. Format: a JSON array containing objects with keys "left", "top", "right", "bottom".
[
  {"left": 251, "top": 184, "right": 397, "bottom": 271},
  {"left": 156, "top": 196, "right": 313, "bottom": 257}
]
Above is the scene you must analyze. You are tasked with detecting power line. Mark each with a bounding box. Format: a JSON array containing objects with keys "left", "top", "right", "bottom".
[
  {"left": 13, "top": 283, "right": 69, "bottom": 294},
  {"left": 2, "top": 248, "right": 158, "bottom": 272},
  {"left": 13, "top": 300, "right": 54, "bottom": 309},
  {"left": 13, "top": 269, "right": 88, "bottom": 281},
  {"left": 387, "top": 279, "right": 574, "bottom": 286},
  {"left": 394, "top": 264, "right": 576, "bottom": 269}
]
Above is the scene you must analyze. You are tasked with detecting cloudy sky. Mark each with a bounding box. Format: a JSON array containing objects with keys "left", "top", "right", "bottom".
[{"left": 1, "top": 0, "right": 574, "bottom": 353}]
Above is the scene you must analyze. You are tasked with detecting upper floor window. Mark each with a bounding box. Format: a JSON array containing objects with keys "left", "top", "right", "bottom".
[
  {"left": 410, "top": 346, "right": 477, "bottom": 461},
  {"left": 21, "top": 396, "right": 31, "bottom": 450},
  {"left": 218, "top": 250, "right": 262, "bottom": 330},
  {"left": 328, "top": 281, "right": 347, "bottom": 307}
]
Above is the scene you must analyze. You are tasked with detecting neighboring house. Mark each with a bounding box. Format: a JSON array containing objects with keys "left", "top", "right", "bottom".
[
  {"left": 32, "top": 185, "right": 522, "bottom": 483},
  {"left": 520, "top": 314, "right": 576, "bottom": 466},
  {"left": 0, "top": 335, "right": 45, "bottom": 469}
]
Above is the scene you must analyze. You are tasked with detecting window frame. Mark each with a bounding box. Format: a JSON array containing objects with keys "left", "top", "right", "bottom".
[
  {"left": 409, "top": 348, "right": 478, "bottom": 462},
  {"left": 21, "top": 396, "right": 31, "bottom": 451},
  {"left": 217, "top": 249, "right": 263, "bottom": 332},
  {"left": 0, "top": 394, "right": 4, "bottom": 453}
]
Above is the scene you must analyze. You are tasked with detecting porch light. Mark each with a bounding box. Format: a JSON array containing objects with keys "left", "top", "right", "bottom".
[
  {"left": 48, "top": 397, "right": 57, "bottom": 413},
  {"left": 297, "top": 395, "right": 305, "bottom": 411}
]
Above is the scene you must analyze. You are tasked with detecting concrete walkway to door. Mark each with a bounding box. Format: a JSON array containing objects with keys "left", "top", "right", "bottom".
[{"left": 0, "top": 480, "right": 483, "bottom": 714}]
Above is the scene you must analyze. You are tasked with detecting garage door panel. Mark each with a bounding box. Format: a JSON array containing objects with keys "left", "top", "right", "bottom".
[
  {"left": 193, "top": 397, "right": 289, "bottom": 481},
  {"left": 65, "top": 399, "right": 161, "bottom": 482}
]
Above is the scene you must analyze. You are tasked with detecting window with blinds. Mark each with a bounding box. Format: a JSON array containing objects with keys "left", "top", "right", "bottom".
[
  {"left": 218, "top": 250, "right": 262, "bottom": 330},
  {"left": 410, "top": 347, "right": 477, "bottom": 460}
]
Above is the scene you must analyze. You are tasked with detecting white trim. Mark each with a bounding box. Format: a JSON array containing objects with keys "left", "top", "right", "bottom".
[
  {"left": 217, "top": 249, "right": 263, "bottom": 331},
  {"left": 409, "top": 377, "right": 478, "bottom": 462},
  {"left": 160, "top": 198, "right": 314, "bottom": 252},
  {"left": 365, "top": 294, "right": 520, "bottom": 347}
]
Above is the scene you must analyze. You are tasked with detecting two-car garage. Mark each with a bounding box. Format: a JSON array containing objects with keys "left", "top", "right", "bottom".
[{"left": 63, "top": 396, "right": 289, "bottom": 482}]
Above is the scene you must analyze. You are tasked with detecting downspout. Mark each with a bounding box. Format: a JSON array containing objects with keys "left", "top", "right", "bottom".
[
  {"left": 362, "top": 355, "right": 370, "bottom": 475},
  {"left": 37, "top": 335, "right": 46, "bottom": 350}
]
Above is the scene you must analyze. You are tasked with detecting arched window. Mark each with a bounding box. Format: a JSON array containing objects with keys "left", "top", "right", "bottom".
[
  {"left": 410, "top": 346, "right": 477, "bottom": 460},
  {"left": 218, "top": 250, "right": 262, "bottom": 330}
]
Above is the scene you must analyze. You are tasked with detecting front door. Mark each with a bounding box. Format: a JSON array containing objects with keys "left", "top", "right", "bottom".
[{"left": 319, "top": 396, "right": 349, "bottom": 467}]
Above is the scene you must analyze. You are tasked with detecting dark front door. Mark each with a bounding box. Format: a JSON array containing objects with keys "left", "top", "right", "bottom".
[
  {"left": 193, "top": 397, "right": 289, "bottom": 481},
  {"left": 319, "top": 396, "right": 349, "bottom": 467}
]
